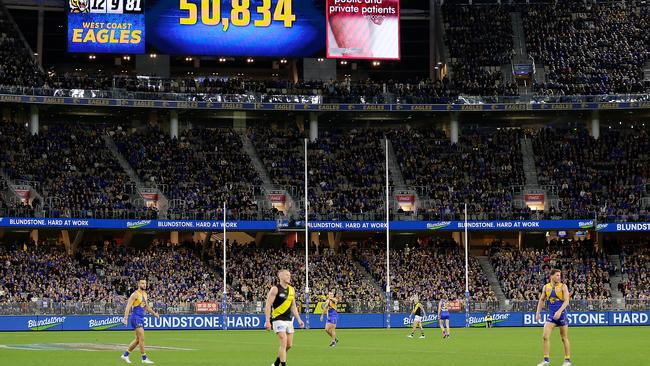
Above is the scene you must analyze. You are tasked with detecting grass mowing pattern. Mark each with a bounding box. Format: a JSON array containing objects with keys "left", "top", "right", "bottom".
[{"left": 0, "top": 327, "right": 648, "bottom": 365}]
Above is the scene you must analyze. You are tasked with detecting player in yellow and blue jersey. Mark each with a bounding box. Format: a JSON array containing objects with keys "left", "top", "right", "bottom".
[
  {"left": 320, "top": 291, "right": 339, "bottom": 347},
  {"left": 407, "top": 296, "right": 426, "bottom": 339},
  {"left": 121, "top": 279, "right": 160, "bottom": 364},
  {"left": 535, "top": 269, "right": 572, "bottom": 366},
  {"left": 438, "top": 294, "right": 451, "bottom": 338}
]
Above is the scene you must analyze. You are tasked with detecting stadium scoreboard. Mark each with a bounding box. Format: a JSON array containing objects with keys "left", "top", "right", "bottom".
[
  {"left": 68, "top": 0, "right": 400, "bottom": 60},
  {"left": 68, "top": 0, "right": 145, "bottom": 53}
]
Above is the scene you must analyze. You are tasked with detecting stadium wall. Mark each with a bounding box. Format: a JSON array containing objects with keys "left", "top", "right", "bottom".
[{"left": 2, "top": 312, "right": 648, "bottom": 331}]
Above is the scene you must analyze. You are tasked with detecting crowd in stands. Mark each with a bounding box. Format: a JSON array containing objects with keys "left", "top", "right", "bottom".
[
  {"left": 1, "top": 236, "right": 648, "bottom": 313},
  {"left": 533, "top": 127, "right": 650, "bottom": 221},
  {"left": 442, "top": 4, "right": 518, "bottom": 97},
  {"left": 0, "top": 122, "right": 156, "bottom": 219},
  {"left": 0, "top": 120, "right": 648, "bottom": 222},
  {"left": 360, "top": 238, "right": 496, "bottom": 304},
  {"left": 248, "top": 125, "right": 305, "bottom": 192},
  {"left": 307, "top": 129, "right": 388, "bottom": 220},
  {"left": 489, "top": 238, "right": 614, "bottom": 303},
  {"left": 619, "top": 242, "right": 650, "bottom": 302},
  {"left": 524, "top": 0, "right": 649, "bottom": 95},
  {"left": 0, "top": 2, "right": 648, "bottom": 99},
  {"left": 0, "top": 240, "right": 224, "bottom": 307},
  {"left": 0, "top": 9, "right": 43, "bottom": 88},
  {"left": 389, "top": 127, "right": 526, "bottom": 220},
  {"left": 225, "top": 242, "right": 384, "bottom": 311},
  {"left": 112, "top": 125, "right": 266, "bottom": 220}
]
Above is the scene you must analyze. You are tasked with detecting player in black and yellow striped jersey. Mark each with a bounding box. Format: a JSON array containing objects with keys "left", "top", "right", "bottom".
[
  {"left": 407, "top": 296, "right": 426, "bottom": 339},
  {"left": 265, "top": 269, "right": 305, "bottom": 366}
]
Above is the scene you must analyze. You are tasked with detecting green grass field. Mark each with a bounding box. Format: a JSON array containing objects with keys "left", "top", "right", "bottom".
[{"left": 1, "top": 327, "right": 648, "bottom": 366}]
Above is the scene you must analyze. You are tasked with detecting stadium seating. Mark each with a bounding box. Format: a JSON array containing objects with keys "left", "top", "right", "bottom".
[
  {"left": 524, "top": 0, "right": 649, "bottom": 95},
  {"left": 247, "top": 125, "right": 305, "bottom": 194},
  {"left": 0, "top": 240, "right": 226, "bottom": 308},
  {"left": 441, "top": 4, "right": 518, "bottom": 96},
  {"left": 388, "top": 127, "right": 526, "bottom": 220},
  {"left": 0, "top": 9, "right": 43, "bottom": 88},
  {"left": 307, "top": 129, "right": 388, "bottom": 220},
  {"left": 0, "top": 122, "right": 155, "bottom": 219},
  {"left": 225, "top": 243, "right": 384, "bottom": 311},
  {"left": 112, "top": 125, "right": 266, "bottom": 220},
  {"left": 360, "top": 239, "right": 496, "bottom": 303},
  {"left": 532, "top": 127, "right": 650, "bottom": 221},
  {"left": 619, "top": 243, "right": 650, "bottom": 301},
  {"left": 489, "top": 239, "right": 613, "bottom": 302}
]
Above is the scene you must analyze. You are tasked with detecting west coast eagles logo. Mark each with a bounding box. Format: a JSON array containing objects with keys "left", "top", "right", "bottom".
[{"left": 69, "top": 0, "right": 90, "bottom": 13}]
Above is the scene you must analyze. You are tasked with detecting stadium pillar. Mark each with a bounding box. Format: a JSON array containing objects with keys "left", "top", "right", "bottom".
[
  {"left": 449, "top": 113, "right": 459, "bottom": 144},
  {"left": 170, "top": 110, "right": 179, "bottom": 139},
  {"left": 233, "top": 111, "right": 247, "bottom": 129},
  {"left": 61, "top": 230, "right": 71, "bottom": 254},
  {"left": 29, "top": 106, "right": 39, "bottom": 135},
  {"left": 591, "top": 110, "right": 600, "bottom": 140},
  {"left": 170, "top": 231, "right": 179, "bottom": 245},
  {"left": 309, "top": 113, "right": 318, "bottom": 142}
]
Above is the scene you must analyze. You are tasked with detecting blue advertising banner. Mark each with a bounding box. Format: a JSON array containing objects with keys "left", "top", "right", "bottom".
[
  {"left": 68, "top": 0, "right": 146, "bottom": 53},
  {"left": 0, "top": 218, "right": 276, "bottom": 231},
  {"left": 283, "top": 220, "right": 596, "bottom": 232},
  {"left": 2, "top": 217, "right": 650, "bottom": 233},
  {"left": 1, "top": 312, "right": 648, "bottom": 331},
  {"left": 596, "top": 222, "right": 650, "bottom": 233},
  {"left": 522, "top": 312, "right": 650, "bottom": 327}
]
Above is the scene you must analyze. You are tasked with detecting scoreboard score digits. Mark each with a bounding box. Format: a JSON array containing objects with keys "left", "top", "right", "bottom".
[
  {"left": 86, "top": 0, "right": 144, "bottom": 13},
  {"left": 178, "top": 0, "right": 295, "bottom": 32},
  {"left": 70, "top": 0, "right": 144, "bottom": 14}
]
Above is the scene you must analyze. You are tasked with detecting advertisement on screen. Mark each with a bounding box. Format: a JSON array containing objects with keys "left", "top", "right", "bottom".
[
  {"left": 326, "top": 0, "right": 400, "bottom": 60},
  {"left": 146, "top": 0, "right": 325, "bottom": 56},
  {"left": 68, "top": 0, "right": 146, "bottom": 53}
]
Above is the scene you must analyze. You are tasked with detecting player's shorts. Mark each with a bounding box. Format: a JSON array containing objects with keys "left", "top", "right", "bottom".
[
  {"left": 546, "top": 313, "right": 569, "bottom": 327},
  {"left": 413, "top": 315, "right": 422, "bottom": 323},
  {"left": 130, "top": 315, "right": 144, "bottom": 329},
  {"left": 327, "top": 315, "right": 339, "bottom": 325},
  {"left": 440, "top": 313, "right": 450, "bottom": 321},
  {"left": 272, "top": 320, "right": 295, "bottom": 334}
]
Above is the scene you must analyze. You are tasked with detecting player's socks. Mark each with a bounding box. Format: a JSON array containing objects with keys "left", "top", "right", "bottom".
[
  {"left": 123, "top": 351, "right": 130, "bottom": 357},
  {"left": 274, "top": 357, "right": 281, "bottom": 366},
  {"left": 281, "top": 363, "right": 286, "bottom": 366},
  {"left": 544, "top": 357, "right": 550, "bottom": 363}
]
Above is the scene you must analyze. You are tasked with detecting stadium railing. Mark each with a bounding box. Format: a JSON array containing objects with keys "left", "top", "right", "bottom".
[{"left": 1, "top": 85, "right": 648, "bottom": 105}]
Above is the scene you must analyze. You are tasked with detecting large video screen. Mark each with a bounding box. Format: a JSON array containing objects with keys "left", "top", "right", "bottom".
[
  {"left": 67, "top": 0, "right": 400, "bottom": 59},
  {"left": 147, "top": 0, "right": 325, "bottom": 57},
  {"left": 326, "top": 0, "right": 400, "bottom": 60},
  {"left": 68, "top": 0, "right": 146, "bottom": 54}
]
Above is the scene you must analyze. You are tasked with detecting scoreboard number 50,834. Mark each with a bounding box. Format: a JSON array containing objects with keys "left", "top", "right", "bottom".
[{"left": 179, "top": 0, "right": 296, "bottom": 31}]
